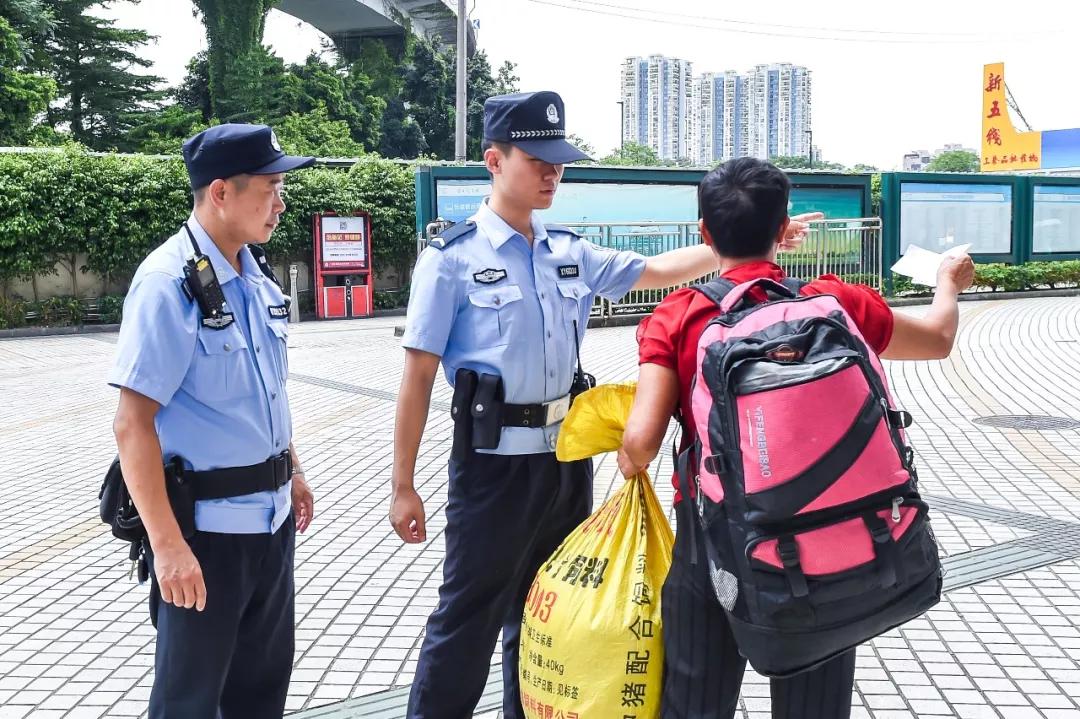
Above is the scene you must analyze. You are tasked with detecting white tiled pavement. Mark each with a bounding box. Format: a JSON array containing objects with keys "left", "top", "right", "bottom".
[{"left": 1, "top": 298, "right": 1080, "bottom": 717}]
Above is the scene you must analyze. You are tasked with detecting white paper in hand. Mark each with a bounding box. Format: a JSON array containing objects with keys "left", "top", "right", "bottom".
[{"left": 891, "top": 244, "right": 971, "bottom": 287}]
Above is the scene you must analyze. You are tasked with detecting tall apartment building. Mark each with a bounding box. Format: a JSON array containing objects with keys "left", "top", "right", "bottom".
[
  {"left": 620, "top": 55, "right": 693, "bottom": 162},
  {"left": 747, "top": 63, "right": 812, "bottom": 160},
  {"left": 691, "top": 72, "right": 747, "bottom": 165},
  {"left": 622, "top": 57, "right": 811, "bottom": 166}
]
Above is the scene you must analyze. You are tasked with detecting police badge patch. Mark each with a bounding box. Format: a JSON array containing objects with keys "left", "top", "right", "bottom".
[
  {"left": 200, "top": 312, "right": 235, "bottom": 330},
  {"left": 473, "top": 268, "right": 508, "bottom": 285},
  {"left": 268, "top": 304, "right": 289, "bottom": 319},
  {"left": 557, "top": 264, "right": 580, "bottom": 279}
]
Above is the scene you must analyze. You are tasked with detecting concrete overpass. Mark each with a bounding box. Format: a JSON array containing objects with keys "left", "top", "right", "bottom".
[{"left": 276, "top": 0, "right": 475, "bottom": 56}]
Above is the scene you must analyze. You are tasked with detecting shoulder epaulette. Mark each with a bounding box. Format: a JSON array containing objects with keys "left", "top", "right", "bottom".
[
  {"left": 428, "top": 220, "right": 477, "bottom": 249},
  {"left": 544, "top": 223, "right": 582, "bottom": 238}
]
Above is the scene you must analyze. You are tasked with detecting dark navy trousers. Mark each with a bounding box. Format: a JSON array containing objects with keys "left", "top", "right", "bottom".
[
  {"left": 145, "top": 520, "right": 295, "bottom": 719},
  {"left": 661, "top": 506, "right": 857, "bottom": 719},
  {"left": 407, "top": 451, "right": 593, "bottom": 719}
]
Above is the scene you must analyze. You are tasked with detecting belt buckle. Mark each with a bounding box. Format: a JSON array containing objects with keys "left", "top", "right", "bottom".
[
  {"left": 778, "top": 542, "right": 801, "bottom": 568},
  {"left": 543, "top": 395, "right": 571, "bottom": 426}
]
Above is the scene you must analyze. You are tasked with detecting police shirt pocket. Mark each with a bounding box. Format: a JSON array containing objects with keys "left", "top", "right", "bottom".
[
  {"left": 557, "top": 280, "right": 592, "bottom": 320},
  {"left": 192, "top": 326, "right": 256, "bottom": 401},
  {"left": 268, "top": 320, "right": 289, "bottom": 379},
  {"left": 467, "top": 284, "right": 523, "bottom": 347}
]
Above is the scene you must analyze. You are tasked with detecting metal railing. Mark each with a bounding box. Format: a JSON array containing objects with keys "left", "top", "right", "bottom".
[
  {"left": 419, "top": 217, "right": 883, "bottom": 318},
  {"left": 567, "top": 218, "right": 884, "bottom": 317}
]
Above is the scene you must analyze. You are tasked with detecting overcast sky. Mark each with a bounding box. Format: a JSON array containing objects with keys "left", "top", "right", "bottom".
[{"left": 103, "top": 0, "right": 1078, "bottom": 169}]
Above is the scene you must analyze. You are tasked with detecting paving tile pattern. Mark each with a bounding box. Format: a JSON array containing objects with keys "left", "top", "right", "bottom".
[{"left": 1, "top": 298, "right": 1080, "bottom": 717}]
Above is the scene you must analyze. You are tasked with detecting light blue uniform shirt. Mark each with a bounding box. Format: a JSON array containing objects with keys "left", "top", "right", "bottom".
[
  {"left": 402, "top": 200, "right": 646, "bottom": 455},
  {"left": 108, "top": 216, "right": 293, "bottom": 534}
]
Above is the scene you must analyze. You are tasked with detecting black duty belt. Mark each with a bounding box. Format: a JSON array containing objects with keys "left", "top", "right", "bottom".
[
  {"left": 185, "top": 451, "right": 292, "bottom": 501},
  {"left": 501, "top": 395, "right": 571, "bottom": 428}
]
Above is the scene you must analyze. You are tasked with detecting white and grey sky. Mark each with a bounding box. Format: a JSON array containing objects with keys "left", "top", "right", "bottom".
[{"left": 103, "top": 0, "right": 1078, "bottom": 170}]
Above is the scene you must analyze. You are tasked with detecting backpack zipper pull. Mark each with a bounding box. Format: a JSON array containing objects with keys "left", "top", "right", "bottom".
[{"left": 891, "top": 497, "right": 904, "bottom": 523}]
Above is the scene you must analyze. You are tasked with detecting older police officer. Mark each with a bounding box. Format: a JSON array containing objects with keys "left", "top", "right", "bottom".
[
  {"left": 391, "top": 91, "right": 820, "bottom": 718},
  {"left": 109, "top": 124, "right": 316, "bottom": 718}
]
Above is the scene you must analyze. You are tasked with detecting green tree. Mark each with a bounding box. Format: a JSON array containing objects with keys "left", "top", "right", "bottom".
[
  {"left": 0, "top": 0, "right": 54, "bottom": 59},
  {"left": 274, "top": 104, "right": 367, "bottom": 158},
  {"left": 926, "top": 149, "right": 979, "bottom": 173},
  {"left": 404, "top": 35, "right": 453, "bottom": 160},
  {"left": 175, "top": 51, "right": 212, "bottom": 122},
  {"left": 125, "top": 104, "right": 209, "bottom": 154},
  {"left": 281, "top": 53, "right": 383, "bottom": 151},
  {"left": 566, "top": 133, "right": 595, "bottom": 159},
  {"left": 379, "top": 97, "right": 427, "bottom": 159},
  {"left": 772, "top": 155, "right": 845, "bottom": 171},
  {"left": 600, "top": 142, "right": 663, "bottom": 166},
  {"left": 397, "top": 39, "right": 515, "bottom": 161},
  {"left": 0, "top": 16, "right": 55, "bottom": 145},
  {"left": 462, "top": 48, "right": 499, "bottom": 160},
  {"left": 33, "top": 0, "right": 163, "bottom": 150},
  {"left": 354, "top": 36, "right": 407, "bottom": 105},
  {"left": 495, "top": 60, "right": 519, "bottom": 95},
  {"left": 131, "top": 48, "right": 392, "bottom": 157},
  {"left": 341, "top": 64, "right": 385, "bottom": 151},
  {"left": 213, "top": 44, "right": 296, "bottom": 124},
  {"left": 191, "top": 0, "right": 278, "bottom": 121}
]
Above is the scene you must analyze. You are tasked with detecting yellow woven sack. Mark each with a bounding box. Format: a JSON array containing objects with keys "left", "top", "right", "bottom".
[{"left": 519, "top": 383, "right": 674, "bottom": 719}]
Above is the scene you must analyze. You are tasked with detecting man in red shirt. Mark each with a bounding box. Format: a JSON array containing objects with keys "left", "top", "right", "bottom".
[{"left": 620, "top": 158, "right": 974, "bottom": 718}]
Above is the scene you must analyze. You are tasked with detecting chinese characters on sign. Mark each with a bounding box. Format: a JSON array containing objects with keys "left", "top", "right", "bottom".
[
  {"left": 980, "top": 63, "right": 1042, "bottom": 172},
  {"left": 320, "top": 215, "right": 367, "bottom": 269}
]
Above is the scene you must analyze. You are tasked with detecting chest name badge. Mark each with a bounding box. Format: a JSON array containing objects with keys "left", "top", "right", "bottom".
[
  {"left": 558, "top": 264, "right": 580, "bottom": 279},
  {"left": 268, "top": 304, "right": 289, "bottom": 319},
  {"left": 473, "top": 268, "right": 508, "bottom": 285},
  {"left": 201, "top": 312, "right": 235, "bottom": 330}
]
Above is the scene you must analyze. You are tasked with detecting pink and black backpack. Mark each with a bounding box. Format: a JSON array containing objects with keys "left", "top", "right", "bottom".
[{"left": 677, "top": 276, "right": 942, "bottom": 677}]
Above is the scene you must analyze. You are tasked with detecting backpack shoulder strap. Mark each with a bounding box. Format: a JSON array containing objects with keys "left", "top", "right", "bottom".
[
  {"left": 781, "top": 277, "right": 808, "bottom": 295},
  {"left": 690, "top": 277, "right": 737, "bottom": 309}
]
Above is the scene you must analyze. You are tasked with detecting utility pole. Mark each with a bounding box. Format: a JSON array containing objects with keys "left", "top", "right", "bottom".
[
  {"left": 455, "top": 0, "right": 467, "bottom": 162},
  {"left": 805, "top": 128, "right": 814, "bottom": 169}
]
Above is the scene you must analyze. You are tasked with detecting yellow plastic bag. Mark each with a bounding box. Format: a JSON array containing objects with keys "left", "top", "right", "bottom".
[{"left": 519, "top": 383, "right": 674, "bottom": 719}]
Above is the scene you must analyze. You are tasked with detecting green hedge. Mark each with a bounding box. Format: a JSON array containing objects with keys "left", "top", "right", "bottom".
[
  {"left": 889, "top": 260, "right": 1080, "bottom": 296},
  {"left": 0, "top": 145, "right": 417, "bottom": 301}
]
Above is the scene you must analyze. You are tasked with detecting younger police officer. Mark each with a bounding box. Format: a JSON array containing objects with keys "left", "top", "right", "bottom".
[
  {"left": 109, "top": 124, "right": 316, "bottom": 718},
  {"left": 390, "top": 91, "right": 818, "bottom": 719}
]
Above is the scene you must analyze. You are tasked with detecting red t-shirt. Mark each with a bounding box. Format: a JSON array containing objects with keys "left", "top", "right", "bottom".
[{"left": 636, "top": 261, "right": 895, "bottom": 499}]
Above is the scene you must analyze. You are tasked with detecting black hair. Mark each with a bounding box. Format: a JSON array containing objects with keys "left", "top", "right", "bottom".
[
  {"left": 192, "top": 175, "right": 251, "bottom": 204},
  {"left": 698, "top": 157, "right": 791, "bottom": 258},
  {"left": 481, "top": 140, "right": 514, "bottom": 156}
]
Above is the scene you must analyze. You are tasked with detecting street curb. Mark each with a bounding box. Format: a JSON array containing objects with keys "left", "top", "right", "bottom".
[
  {"left": 0, "top": 323, "right": 121, "bottom": 340},
  {"left": 7, "top": 289, "right": 1079, "bottom": 340},
  {"left": 389, "top": 288, "right": 1080, "bottom": 336},
  {"left": 886, "top": 287, "right": 1080, "bottom": 307},
  {"left": 0, "top": 308, "right": 408, "bottom": 340}
]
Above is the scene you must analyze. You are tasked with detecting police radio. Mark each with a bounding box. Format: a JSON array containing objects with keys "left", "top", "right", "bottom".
[{"left": 182, "top": 224, "right": 233, "bottom": 329}]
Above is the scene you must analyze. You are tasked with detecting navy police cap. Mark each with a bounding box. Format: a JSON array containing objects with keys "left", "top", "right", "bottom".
[
  {"left": 483, "top": 91, "right": 590, "bottom": 165},
  {"left": 182, "top": 124, "right": 316, "bottom": 190}
]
